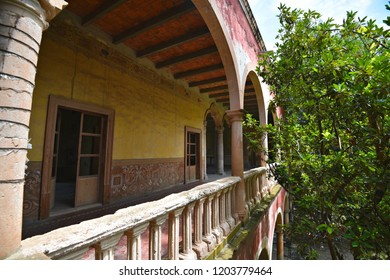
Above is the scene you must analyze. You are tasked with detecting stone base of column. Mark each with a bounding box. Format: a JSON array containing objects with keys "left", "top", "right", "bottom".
[
  {"left": 236, "top": 209, "right": 249, "bottom": 224},
  {"left": 227, "top": 216, "right": 236, "bottom": 229},
  {"left": 202, "top": 234, "right": 217, "bottom": 252},
  {"left": 179, "top": 250, "right": 198, "bottom": 260},
  {"left": 220, "top": 221, "right": 231, "bottom": 236},
  {"left": 193, "top": 241, "right": 209, "bottom": 259},
  {"left": 212, "top": 227, "right": 224, "bottom": 244}
]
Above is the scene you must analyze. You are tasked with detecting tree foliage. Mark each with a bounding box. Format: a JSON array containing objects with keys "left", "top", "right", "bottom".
[{"left": 248, "top": 4, "right": 390, "bottom": 259}]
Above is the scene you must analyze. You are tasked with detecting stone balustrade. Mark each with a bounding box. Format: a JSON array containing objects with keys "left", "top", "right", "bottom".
[
  {"left": 244, "top": 167, "right": 268, "bottom": 212},
  {"left": 8, "top": 168, "right": 268, "bottom": 260}
]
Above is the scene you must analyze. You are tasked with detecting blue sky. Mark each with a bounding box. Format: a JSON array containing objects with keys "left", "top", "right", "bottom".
[{"left": 248, "top": 0, "right": 390, "bottom": 50}]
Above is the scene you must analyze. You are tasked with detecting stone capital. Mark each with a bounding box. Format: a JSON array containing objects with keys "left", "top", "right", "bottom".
[
  {"left": 0, "top": 0, "right": 67, "bottom": 30},
  {"left": 226, "top": 109, "right": 244, "bottom": 124},
  {"left": 216, "top": 125, "right": 224, "bottom": 133},
  {"left": 38, "top": 0, "right": 67, "bottom": 22}
]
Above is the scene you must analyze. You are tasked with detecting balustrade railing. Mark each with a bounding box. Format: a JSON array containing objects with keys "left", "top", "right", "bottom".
[
  {"left": 244, "top": 167, "right": 268, "bottom": 212},
  {"left": 10, "top": 168, "right": 269, "bottom": 260}
]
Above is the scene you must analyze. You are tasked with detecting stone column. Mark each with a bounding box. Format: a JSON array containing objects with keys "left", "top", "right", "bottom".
[
  {"left": 276, "top": 225, "right": 284, "bottom": 260},
  {"left": 203, "top": 120, "right": 208, "bottom": 180},
  {"left": 216, "top": 126, "right": 225, "bottom": 175},
  {"left": 0, "top": 0, "right": 66, "bottom": 259},
  {"left": 226, "top": 109, "right": 247, "bottom": 222}
]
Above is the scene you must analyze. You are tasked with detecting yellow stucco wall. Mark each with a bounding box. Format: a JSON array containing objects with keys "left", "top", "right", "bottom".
[{"left": 28, "top": 31, "right": 216, "bottom": 162}]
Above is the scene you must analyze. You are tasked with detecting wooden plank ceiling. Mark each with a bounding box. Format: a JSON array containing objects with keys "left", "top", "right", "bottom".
[{"left": 65, "top": 0, "right": 259, "bottom": 118}]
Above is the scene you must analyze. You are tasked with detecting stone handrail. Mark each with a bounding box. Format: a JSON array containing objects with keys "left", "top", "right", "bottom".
[{"left": 10, "top": 176, "right": 244, "bottom": 260}]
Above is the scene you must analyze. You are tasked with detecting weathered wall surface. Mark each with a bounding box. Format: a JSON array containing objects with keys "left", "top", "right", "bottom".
[
  {"left": 23, "top": 15, "right": 219, "bottom": 221},
  {"left": 232, "top": 187, "right": 287, "bottom": 259}
]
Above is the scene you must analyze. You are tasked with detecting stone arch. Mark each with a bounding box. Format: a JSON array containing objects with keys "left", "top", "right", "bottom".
[
  {"left": 192, "top": 0, "right": 241, "bottom": 110},
  {"left": 272, "top": 210, "right": 284, "bottom": 260},
  {"left": 245, "top": 71, "right": 267, "bottom": 125},
  {"left": 243, "top": 71, "right": 268, "bottom": 167},
  {"left": 259, "top": 249, "right": 270, "bottom": 260},
  {"left": 256, "top": 236, "right": 271, "bottom": 260},
  {"left": 204, "top": 103, "right": 223, "bottom": 128}
]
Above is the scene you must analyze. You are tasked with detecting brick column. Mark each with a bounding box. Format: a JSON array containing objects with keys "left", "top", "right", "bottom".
[
  {"left": 226, "top": 109, "right": 247, "bottom": 222},
  {"left": 0, "top": 0, "right": 66, "bottom": 259}
]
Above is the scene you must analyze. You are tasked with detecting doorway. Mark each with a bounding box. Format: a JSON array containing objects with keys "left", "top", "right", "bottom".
[
  {"left": 40, "top": 96, "right": 114, "bottom": 219},
  {"left": 185, "top": 127, "right": 201, "bottom": 183}
]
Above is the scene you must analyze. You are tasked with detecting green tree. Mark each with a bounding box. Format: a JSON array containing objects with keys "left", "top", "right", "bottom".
[{"left": 248, "top": 4, "right": 390, "bottom": 259}]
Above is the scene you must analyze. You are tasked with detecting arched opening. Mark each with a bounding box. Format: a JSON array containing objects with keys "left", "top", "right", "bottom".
[
  {"left": 243, "top": 72, "right": 267, "bottom": 169},
  {"left": 267, "top": 109, "right": 276, "bottom": 162},
  {"left": 272, "top": 212, "right": 284, "bottom": 260},
  {"left": 259, "top": 248, "right": 270, "bottom": 260},
  {"left": 206, "top": 112, "right": 217, "bottom": 174}
]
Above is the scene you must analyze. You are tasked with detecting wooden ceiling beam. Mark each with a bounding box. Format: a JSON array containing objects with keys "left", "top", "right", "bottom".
[
  {"left": 174, "top": 63, "right": 224, "bottom": 79},
  {"left": 82, "top": 0, "right": 129, "bottom": 26},
  {"left": 156, "top": 46, "right": 218, "bottom": 69},
  {"left": 200, "top": 84, "right": 228, "bottom": 93},
  {"left": 188, "top": 76, "right": 226, "bottom": 87},
  {"left": 136, "top": 27, "right": 210, "bottom": 57},
  {"left": 215, "top": 96, "right": 230, "bottom": 102},
  {"left": 113, "top": 2, "right": 196, "bottom": 44},
  {"left": 209, "top": 92, "right": 229, "bottom": 98}
]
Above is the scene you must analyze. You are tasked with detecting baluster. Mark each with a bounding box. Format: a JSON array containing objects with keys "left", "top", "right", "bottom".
[
  {"left": 192, "top": 198, "right": 208, "bottom": 258},
  {"left": 179, "top": 203, "right": 197, "bottom": 259},
  {"left": 93, "top": 233, "right": 123, "bottom": 260},
  {"left": 245, "top": 178, "right": 253, "bottom": 211},
  {"left": 202, "top": 194, "right": 216, "bottom": 251},
  {"left": 125, "top": 223, "right": 149, "bottom": 260},
  {"left": 211, "top": 192, "right": 223, "bottom": 243},
  {"left": 226, "top": 186, "right": 236, "bottom": 228},
  {"left": 149, "top": 215, "right": 167, "bottom": 260},
  {"left": 219, "top": 189, "right": 230, "bottom": 235},
  {"left": 231, "top": 182, "right": 239, "bottom": 223},
  {"left": 254, "top": 174, "right": 261, "bottom": 204},
  {"left": 168, "top": 208, "right": 184, "bottom": 260}
]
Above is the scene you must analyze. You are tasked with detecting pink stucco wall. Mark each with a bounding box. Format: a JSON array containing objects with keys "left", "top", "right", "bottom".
[
  {"left": 233, "top": 188, "right": 287, "bottom": 259},
  {"left": 216, "top": 0, "right": 261, "bottom": 64}
]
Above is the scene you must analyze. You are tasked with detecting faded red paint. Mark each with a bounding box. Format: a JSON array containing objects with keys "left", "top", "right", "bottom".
[
  {"left": 234, "top": 188, "right": 287, "bottom": 259},
  {"left": 216, "top": 0, "right": 261, "bottom": 63}
]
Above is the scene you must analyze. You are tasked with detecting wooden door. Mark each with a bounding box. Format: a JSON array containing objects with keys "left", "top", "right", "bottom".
[
  {"left": 75, "top": 113, "right": 103, "bottom": 207},
  {"left": 186, "top": 130, "right": 200, "bottom": 183}
]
